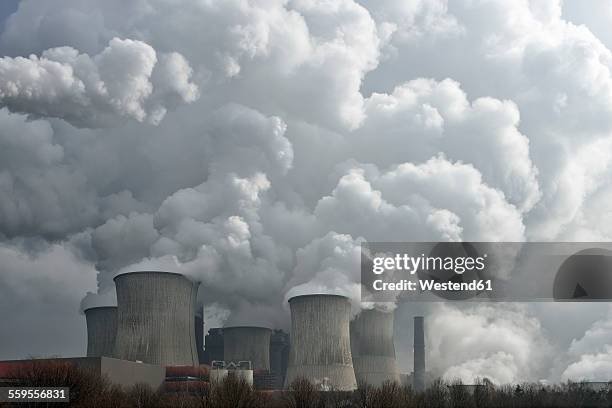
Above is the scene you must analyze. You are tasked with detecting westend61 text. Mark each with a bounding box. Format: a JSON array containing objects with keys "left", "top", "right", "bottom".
[{"left": 372, "top": 279, "right": 493, "bottom": 292}]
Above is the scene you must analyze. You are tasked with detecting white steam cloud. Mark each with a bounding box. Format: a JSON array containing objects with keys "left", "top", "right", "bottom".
[
  {"left": 0, "top": 37, "right": 198, "bottom": 127},
  {"left": 0, "top": 0, "right": 611, "bottom": 383}
]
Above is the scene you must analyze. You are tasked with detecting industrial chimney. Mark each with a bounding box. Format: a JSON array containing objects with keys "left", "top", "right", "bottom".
[
  {"left": 284, "top": 294, "right": 357, "bottom": 391},
  {"left": 350, "top": 308, "right": 400, "bottom": 386},
  {"left": 113, "top": 271, "right": 199, "bottom": 366},
  {"left": 223, "top": 326, "right": 272, "bottom": 370},
  {"left": 84, "top": 306, "right": 117, "bottom": 358},
  {"left": 413, "top": 316, "right": 425, "bottom": 392}
]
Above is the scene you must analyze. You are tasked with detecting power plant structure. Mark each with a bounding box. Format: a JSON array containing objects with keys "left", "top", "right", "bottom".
[
  {"left": 223, "top": 326, "right": 272, "bottom": 370},
  {"left": 113, "top": 271, "right": 200, "bottom": 366},
  {"left": 284, "top": 294, "right": 357, "bottom": 391},
  {"left": 270, "top": 329, "right": 290, "bottom": 388},
  {"left": 195, "top": 308, "right": 205, "bottom": 364},
  {"left": 413, "top": 316, "right": 426, "bottom": 392},
  {"left": 84, "top": 306, "right": 117, "bottom": 358},
  {"left": 203, "top": 328, "right": 224, "bottom": 365},
  {"left": 350, "top": 308, "right": 400, "bottom": 386}
]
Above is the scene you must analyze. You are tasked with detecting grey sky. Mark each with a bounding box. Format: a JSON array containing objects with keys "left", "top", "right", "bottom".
[{"left": 0, "top": 0, "right": 17, "bottom": 34}]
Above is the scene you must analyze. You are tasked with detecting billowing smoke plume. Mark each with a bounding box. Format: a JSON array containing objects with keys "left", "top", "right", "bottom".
[
  {"left": 0, "top": 37, "right": 198, "bottom": 127},
  {"left": 1, "top": 0, "right": 612, "bottom": 382}
]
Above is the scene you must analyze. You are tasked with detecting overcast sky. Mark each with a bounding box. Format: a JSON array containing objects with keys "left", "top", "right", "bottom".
[{"left": 1, "top": 0, "right": 612, "bottom": 384}]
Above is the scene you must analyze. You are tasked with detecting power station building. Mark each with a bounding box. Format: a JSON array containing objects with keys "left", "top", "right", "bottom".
[
  {"left": 195, "top": 309, "right": 205, "bottom": 364},
  {"left": 113, "top": 271, "right": 200, "bottom": 366},
  {"left": 203, "top": 328, "right": 224, "bottom": 365},
  {"left": 284, "top": 294, "right": 357, "bottom": 391},
  {"left": 84, "top": 306, "right": 117, "bottom": 358},
  {"left": 270, "top": 329, "right": 290, "bottom": 387},
  {"left": 350, "top": 308, "right": 400, "bottom": 386}
]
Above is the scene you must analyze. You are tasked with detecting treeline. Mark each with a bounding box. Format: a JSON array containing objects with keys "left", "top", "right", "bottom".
[{"left": 2, "top": 361, "right": 612, "bottom": 408}]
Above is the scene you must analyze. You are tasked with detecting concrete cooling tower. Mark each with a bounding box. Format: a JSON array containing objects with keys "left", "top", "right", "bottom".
[
  {"left": 350, "top": 308, "right": 400, "bottom": 386},
  {"left": 223, "top": 326, "right": 272, "bottom": 370},
  {"left": 413, "top": 316, "right": 425, "bottom": 392},
  {"left": 84, "top": 306, "right": 117, "bottom": 358},
  {"left": 113, "top": 271, "right": 199, "bottom": 366},
  {"left": 284, "top": 294, "right": 357, "bottom": 391}
]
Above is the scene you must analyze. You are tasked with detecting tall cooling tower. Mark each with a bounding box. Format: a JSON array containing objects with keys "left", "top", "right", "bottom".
[
  {"left": 223, "top": 326, "right": 272, "bottom": 370},
  {"left": 284, "top": 294, "right": 357, "bottom": 391},
  {"left": 84, "top": 306, "right": 117, "bottom": 357},
  {"left": 350, "top": 308, "right": 400, "bottom": 386},
  {"left": 113, "top": 271, "right": 200, "bottom": 366},
  {"left": 413, "top": 316, "right": 425, "bottom": 392}
]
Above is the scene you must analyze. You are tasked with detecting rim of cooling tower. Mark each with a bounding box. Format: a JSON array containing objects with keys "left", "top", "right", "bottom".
[
  {"left": 287, "top": 293, "right": 349, "bottom": 303},
  {"left": 83, "top": 305, "right": 117, "bottom": 312},
  {"left": 113, "top": 270, "right": 191, "bottom": 282}
]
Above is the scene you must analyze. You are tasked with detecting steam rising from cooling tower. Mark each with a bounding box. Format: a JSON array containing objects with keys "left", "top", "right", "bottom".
[
  {"left": 284, "top": 294, "right": 357, "bottom": 391},
  {"left": 414, "top": 316, "right": 425, "bottom": 392},
  {"left": 113, "top": 271, "right": 199, "bottom": 366},
  {"left": 223, "top": 326, "right": 272, "bottom": 370},
  {"left": 84, "top": 306, "right": 117, "bottom": 358},
  {"left": 350, "top": 308, "right": 400, "bottom": 386}
]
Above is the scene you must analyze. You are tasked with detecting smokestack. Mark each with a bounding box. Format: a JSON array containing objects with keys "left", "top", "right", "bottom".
[
  {"left": 223, "top": 326, "right": 272, "bottom": 370},
  {"left": 413, "top": 316, "right": 425, "bottom": 392},
  {"left": 284, "top": 294, "right": 357, "bottom": 391},
  {"left": 113, "top": 271, "right": 199, "bottom": 366},
  {"left": 350, "top": 308, "right": 399, "bottom": 386},
  {"left": 84, "top": 306, "right": 117, "bottom": 358}
]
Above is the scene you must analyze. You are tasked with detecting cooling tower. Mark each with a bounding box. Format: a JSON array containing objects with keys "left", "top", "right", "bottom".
[
  {"left": 113, "top": 271, "right": 199, "bottom": 366},
  {"left": 84, "top": 306, "right": 117, "bottom": 358},
  {"left": 413, "top": 316, "right": 425, "bottom": 392},
  {"left": 350, "top": 308, "right": 400, "bottom": 386},
  {"left": 223, "top": 326, "right": 272, "bottom": 370},
  {"left": 284, "top": 294, "right": 357, "bottom": 391}
]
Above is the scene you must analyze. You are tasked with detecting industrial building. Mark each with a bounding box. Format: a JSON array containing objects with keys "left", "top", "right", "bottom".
[
  {"left": 113, "top": 271, "right": 200, "bottom": 366},
  {"left": 0, "top": 357, "right": 166, "bottom": 389},
  {"left": 284, "top": 294, "right": 358, "bottom": 391},
  {"left": 350, "top": 308, "right": 400, "bottom": 386},
  {"left": 84, "top": 306, "right": 117, "bottom": 358},
  {"left": 202, "top": 328, "right": 224, "bottom": 365},
  {"left": 270, "top": 329, "right": 290, "bottom": 388},
  {"left": 195, "top": 307, "right": 205, "bottom": 364}
]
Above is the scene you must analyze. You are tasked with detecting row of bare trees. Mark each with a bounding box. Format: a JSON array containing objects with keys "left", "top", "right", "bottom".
[{"left": 2, "top": 361, "right": 612, "bottom": 408}]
